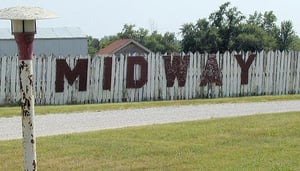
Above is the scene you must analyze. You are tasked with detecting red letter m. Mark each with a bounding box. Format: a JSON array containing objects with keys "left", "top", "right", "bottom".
[{"left": 55, "top": 59, "right": 88, "bottom": 92}]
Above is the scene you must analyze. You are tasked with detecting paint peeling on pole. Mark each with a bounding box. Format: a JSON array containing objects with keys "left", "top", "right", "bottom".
[
  {"left": 0, "top": 6, "right": 58, "bottom": 171},
  {"left": 19, "top": 59, "right": 37, "bottom": 171},
  {"left": 14, "top": 28, "right": 37, "bottom": 171}
]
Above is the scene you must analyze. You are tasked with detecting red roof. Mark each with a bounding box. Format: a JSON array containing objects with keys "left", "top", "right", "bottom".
[
  {"left": 97, "top": 39, "right": 151, "bottom": 55},
  {"left": 97, "top": 39, "right": 131, "bottom": 55}
]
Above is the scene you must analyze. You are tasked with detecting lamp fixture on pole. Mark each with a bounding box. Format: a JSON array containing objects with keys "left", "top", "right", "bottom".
[{"left": 0, "top": 6, "right": 57, "bottom": 171}]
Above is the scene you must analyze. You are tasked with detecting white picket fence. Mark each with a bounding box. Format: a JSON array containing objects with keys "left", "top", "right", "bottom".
[{"left": 0, "top": 51, "right": 300, "bottom": 105}]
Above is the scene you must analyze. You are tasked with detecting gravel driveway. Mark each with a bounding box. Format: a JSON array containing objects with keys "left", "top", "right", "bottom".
[{"left": 1, "top": 100, "right": 300, "bottom": 141}]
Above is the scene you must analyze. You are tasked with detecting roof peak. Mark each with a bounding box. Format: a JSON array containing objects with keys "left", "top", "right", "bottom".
[{"left": 97, "top": 39, "right": 151, "bottom": 55}]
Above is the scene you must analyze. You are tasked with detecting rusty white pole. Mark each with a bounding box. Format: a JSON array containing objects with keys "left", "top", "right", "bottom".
[
  {"left": 15, "top": 32, "right": 37, "bottom": 171},
  {"left": 0, "top": 6, "right": 58, "bottom": 171}
]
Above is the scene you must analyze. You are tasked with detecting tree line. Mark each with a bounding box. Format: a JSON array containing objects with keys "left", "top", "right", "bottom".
[{"left": 88, "top": 2, "right": 300, "bottom": 56}]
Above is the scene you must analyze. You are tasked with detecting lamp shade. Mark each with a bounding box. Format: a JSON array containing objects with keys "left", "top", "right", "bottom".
[
  {"left": 0, "top": 6, "right": 58, "bottom": 34},
  {"left": 0, "top": 6, "right": 58, "bottom": 20}
]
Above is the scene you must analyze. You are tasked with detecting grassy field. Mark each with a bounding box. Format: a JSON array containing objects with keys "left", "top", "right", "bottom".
[
  {"left": 0, "top": 112, "right": 299, "bottom": 170},
  {"left": 1, "top": 94, "right": 300, "bottom": 118}
]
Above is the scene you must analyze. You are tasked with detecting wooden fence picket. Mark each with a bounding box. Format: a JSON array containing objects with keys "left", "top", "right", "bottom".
[{"left": 296, "top": 52, "right": 300, "bottom": 93}]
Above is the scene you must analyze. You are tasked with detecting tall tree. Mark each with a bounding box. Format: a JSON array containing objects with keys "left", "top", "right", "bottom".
[
  {"left": 180, "top": 2, "right": 298, "bottom": 52},
  {"left": 99, "top": 24, "right": 180, "bottom": 54},
  {"left": 160, "top": 32, "right": 181, "bottom": 53},
  {"left": 209, "top": 2, "right": 245, "bottom": 52},
  {"left": 274, "top": 21, "right": 295, "bottom": 50},
  {"left": 181, "top": 2, "right": 245, "bottom": 53},
  {"left": 262, "top": 11, "right": 277, "bottom": 33},
  {"left": 247, "top": 11, "right": 263, "bottom": 26},
  {"left": 180, "top": 23, "right": 197, "bottom": 52},
  {"left": 233, "top": 24, "right": 276, "bottom": 51}
]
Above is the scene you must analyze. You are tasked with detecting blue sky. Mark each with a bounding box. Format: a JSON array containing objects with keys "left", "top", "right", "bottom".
[{"left": 0, "top": 0, "right": 299, "bottom": 39}]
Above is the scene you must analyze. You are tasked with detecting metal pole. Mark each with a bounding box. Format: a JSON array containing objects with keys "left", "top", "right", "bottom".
[{"left": 15, "top": 33, "right": 37, "bottom": 171}]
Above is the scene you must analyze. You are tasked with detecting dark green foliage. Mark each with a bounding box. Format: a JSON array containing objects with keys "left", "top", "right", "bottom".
[
  {"left": 96, "top": 24, "right": 181, "bottom": 54},
  {"left": 274, "top": 21, "right": 295, "bottom": 50},
  {"left": 87, "top": 36, "right": 100, "bottom": 56},
  {"left": 180, "top": 2, "right": 299, "bottom": 53},
  {"left": 233, "top": 24, "right": 276, "bottom": 51}
]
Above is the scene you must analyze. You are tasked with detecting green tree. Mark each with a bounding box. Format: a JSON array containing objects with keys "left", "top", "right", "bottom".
[
  {"left": 180, "top": 23, "right": 197, "bottom": 52},
  {"left": 209, "top": 2, "right": 245, "bottom": 52},
  {"left": 247, "top": 11, "right": 263, "bottom": 26},
  {"left": 249, "top": 11, "right": 277, "bottom": 32},
  {"left": 99, "top": 35, "right": 119, "bottom": 49},
  {"left": 181, "top": 2, "right": 246, "bottom": 53},
  {"left": 233, "top": 24, "right": 276, "bottom": 51},
  {"left": 117, "top": 24, "right": 149, "bottom": 43},
  {"left": 87, "top": 36, "right": 100, "bottom": 56},
  {"left": 181, "top": 19, "right": 220, "bottom": 53},
  {"left": 274, "top": 21, "right": 295, "bottom": 50},
  {"left": 262, "top": 11, "right": 277, "bottom": 33},
  {"left": 180, "top": 2, "right": 298, "bottom": 52},
  {"left": 158, "top": 32, "right": 181, "bottom": 53},
  {"left": 99, "top": 24, "right": 180, "bottom": 53},
  {"left": 290, "top": 35, "right": 300, "bottom": 51},
  {"left": 246, "top": 11, "right": 299, "bottom": 51}
]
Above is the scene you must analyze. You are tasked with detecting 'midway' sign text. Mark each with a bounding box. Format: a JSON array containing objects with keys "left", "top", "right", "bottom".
[{"left": 55, "top": 54, "right": 256, "bottom": 92}]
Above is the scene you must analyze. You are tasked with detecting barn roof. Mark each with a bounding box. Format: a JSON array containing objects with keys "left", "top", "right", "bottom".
[
  {"left": 97, "top": 39, "right": 152, "bottom": 55},
  {"left": 0, "top": 27, "right": 86, "bottom": 39}
]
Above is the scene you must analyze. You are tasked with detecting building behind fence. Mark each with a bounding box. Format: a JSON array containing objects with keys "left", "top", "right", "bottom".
[
  {"left": 0, "top": 27, "right": 88, "bottom": 56},
  {"left": 0, "top": 51, "right": 300, "bottom": 105}
]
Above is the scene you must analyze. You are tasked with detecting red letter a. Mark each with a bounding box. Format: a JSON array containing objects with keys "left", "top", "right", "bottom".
[{"left": 200, "top": 54, "right": 222, "bottom": 86}]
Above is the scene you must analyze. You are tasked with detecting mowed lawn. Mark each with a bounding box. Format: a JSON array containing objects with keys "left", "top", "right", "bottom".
[{"left": 0, "top": 112, "right": 299, "bottom": 170}]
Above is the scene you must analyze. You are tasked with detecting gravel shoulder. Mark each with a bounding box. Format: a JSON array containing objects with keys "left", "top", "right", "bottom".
[{"left": 1, "top": 100, "right": 300, "bottom": 141}]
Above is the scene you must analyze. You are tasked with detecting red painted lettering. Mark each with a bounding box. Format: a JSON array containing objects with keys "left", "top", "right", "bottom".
[
  {"left": 235, "top": 54, "right": 256, "bottom": 85},
  {"left": 55, "top": 59, "right": 88, "bottom": 92},
  {"left": 103, "top": 57, "right": 112, "bottom": 90},
  {"left": 163, "top": 55, "right": 190, "bottom": 87},
  {"left": 126, "top": 56, "right": 148, "bottom": 88},
  {"left": 200, "top": 54, "right": 222, "bottom": 86}
]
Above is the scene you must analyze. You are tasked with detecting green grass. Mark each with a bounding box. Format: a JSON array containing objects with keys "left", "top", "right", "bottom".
[
  {"left": 1, "top": 94, "right": 300, "bottom": 118},
  {"left": 0, "top": 112, "right": 299, "bottom": 170}
]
